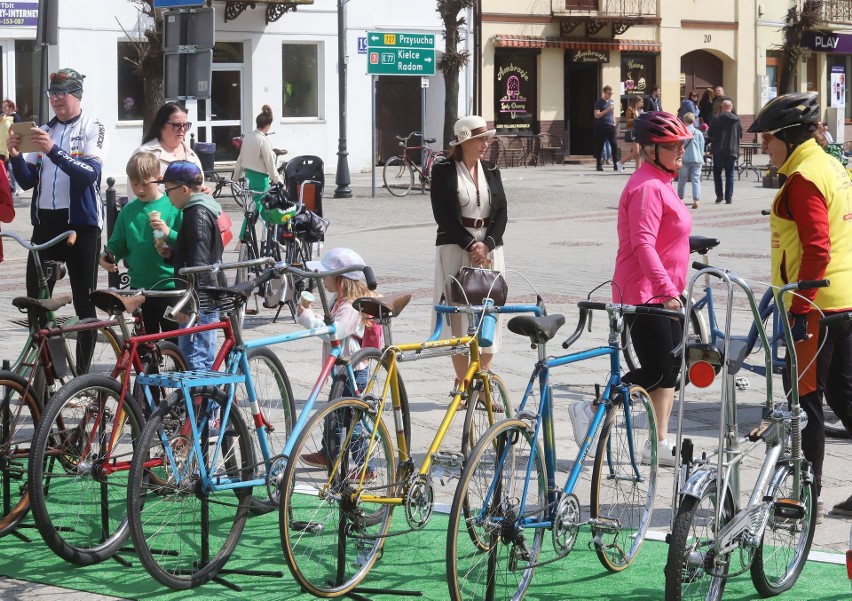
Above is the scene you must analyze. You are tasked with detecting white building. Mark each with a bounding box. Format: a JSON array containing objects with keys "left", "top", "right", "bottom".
[{"left": 0, "top": 0, "right": 471, "bottom": 180}]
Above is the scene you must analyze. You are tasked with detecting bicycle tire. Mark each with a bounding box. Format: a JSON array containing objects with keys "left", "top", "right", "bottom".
[
  {"left": 234, "top": 347, "right": 295, "bottom": 514},
  {"left": 28, "top": 373, "right": 144, "bottom": 565},
  {"left": 383, "top": 156, "right": 414, "bottom": 197},
  {"left": 590, "top": 386, "right": 658, "bottom": 571},
  {"left": 280, "top": 397, "right": 395, "bottom": 597},
  {"left": 750, "top": 462, "right": 817, "bottom": 596},
  {"left": 67, "top": 325, "right": 123, "bottom": 376},
  {"left": 0, "top": 372, "right": 41, "bottom": 538},
  {"left": 329, "top": 347, "right": 411, "bottom": 449},
  {"left": 447, "top": 418, "right": 546, "bottom": 601},
  {"left": 622, "top": 309, "right": 704, "bottom": 385},
  {"left": 460, "top": 371, "right": 512, "bottom": 458},
  {"left": 127, "top": 387, "right": 253, "bottom": 590},
  {"left": 234, "top": 238, "right": 261, "bottom": 286},
  {"left": 665, "top": 479, "right": 734, "bottom": 601},
  {"left": 132, "top": 340, "right": 187, "bottom": 419}
]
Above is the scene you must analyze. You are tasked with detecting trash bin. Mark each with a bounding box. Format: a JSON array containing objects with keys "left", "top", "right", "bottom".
[{"left": 194, "top": 142, "right": 216, "bottom": 173}]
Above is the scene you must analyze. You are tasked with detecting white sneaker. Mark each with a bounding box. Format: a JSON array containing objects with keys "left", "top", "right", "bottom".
[
  {"left": 616, "top": 161, "right": 625, "bottom": 173},
  {"left": 569, "top": 400, "right": 598, "bottom": 458},
  {"left": 642, "top": 439, "right": 677, "bottom": 467}
]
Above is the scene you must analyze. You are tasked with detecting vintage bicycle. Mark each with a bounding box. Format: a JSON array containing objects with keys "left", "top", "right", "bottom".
[{"left": 382, "top": 131, "right": 447, "bottom": 197}]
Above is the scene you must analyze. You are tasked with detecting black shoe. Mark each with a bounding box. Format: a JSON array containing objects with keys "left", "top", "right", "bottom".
[
  {"left": 715, "top": 198, "right": 723, "bottom": 203},
  {"left": 596, "top": 166, "right": 604, "bottom": 172},
  {"left": 831, "top": 494, "right": 852, "bottom": 517},
  {"left": 725, "top": 200, "right": 732, "bottom": 204}
]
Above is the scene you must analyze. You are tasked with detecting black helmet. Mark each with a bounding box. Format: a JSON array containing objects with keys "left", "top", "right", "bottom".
[{"left": 748, "top": 92, "right": 819, "bottom": 133}]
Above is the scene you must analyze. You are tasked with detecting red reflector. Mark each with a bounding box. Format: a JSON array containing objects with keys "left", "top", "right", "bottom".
[
  {"left": 847, "top": 549, "right": 852, "bottom": 579},
  {"left": 689, "top": 360, "right": 716, "bottom": 388}
]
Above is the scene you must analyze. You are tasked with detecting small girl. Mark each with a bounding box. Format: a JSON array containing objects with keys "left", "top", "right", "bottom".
[{"left": 296, "top": 248, "right": 381, "bottom": 476}]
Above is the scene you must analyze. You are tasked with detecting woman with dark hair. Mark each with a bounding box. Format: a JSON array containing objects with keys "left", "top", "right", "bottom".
[
  {"left": 430, "top": 115, "right": 507, "bottom": 388},
  {"left": 698, "top": 87, "right": 715, "bottom": 128},
  {"left": 134, "top": 102, "right": 202, "bottom": 177}
]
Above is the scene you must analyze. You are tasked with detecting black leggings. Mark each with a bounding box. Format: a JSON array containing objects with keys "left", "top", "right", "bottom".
[
  {"left": 624, "top": 308, "right": 682, "bottom": 391},
  {"left": 140, "top": 296, "right": 180, "bottom": 336},
  {"left": 26, "top": 209, "right": 100, "bottom": 372}
]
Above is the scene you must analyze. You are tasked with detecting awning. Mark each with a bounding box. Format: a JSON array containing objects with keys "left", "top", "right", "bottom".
[{"left": 493, "top": 35, "right": 660, "bottom": 52}]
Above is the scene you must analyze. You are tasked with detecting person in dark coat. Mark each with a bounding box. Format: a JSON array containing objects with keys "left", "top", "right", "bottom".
[{"left": 707, "top": 99, "right": 742, "bottom": 203}]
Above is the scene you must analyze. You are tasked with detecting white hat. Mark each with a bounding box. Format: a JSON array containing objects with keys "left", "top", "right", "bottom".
[
  {"left": 305, "top": 247, "right": 366, "bottom": 281},
  {"left": 449, "top": 115, "right": 496, "bottom": 146}
]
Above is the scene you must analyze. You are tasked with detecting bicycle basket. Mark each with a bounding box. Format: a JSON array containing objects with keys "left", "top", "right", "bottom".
[
  {"left": 291, "top": 207, "right": 329, "bottom": 243},
  {"left": 196, "top": 287, "right": 246, "bottom": 317}
]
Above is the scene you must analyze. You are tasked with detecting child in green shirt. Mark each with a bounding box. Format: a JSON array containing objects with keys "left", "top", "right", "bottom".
[{"left": 99, "top": 151, "right": 182, "bottom": 333}]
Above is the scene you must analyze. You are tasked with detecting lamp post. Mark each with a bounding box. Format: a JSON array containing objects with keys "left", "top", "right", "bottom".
[{"left": 333, "top": 0, "right": 352, "bottom": 198}]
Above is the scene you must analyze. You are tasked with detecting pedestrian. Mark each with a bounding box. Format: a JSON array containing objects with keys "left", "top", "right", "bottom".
[
  {"left": 711, "top": 85, "right": 730, "bottom": 116},
  {"left": 621, "top": 96, "right": 644, "bottom": 169},
  {"left": 748, "top": 92, "right": 852, "bottom": 520},
  {"left": 0, "top": 99, "right": 20, "bottom": 195},
  {"left": 593, "top": 86, "right": 622, "bottom": 172},
  {"left": 7, "top": 68, "right": 107, "bottom": 373},
  {"left": 677, "top": 90, "right": 699, "bottom": 122},
  {"left": 233, "top": 104, "right": 284, "bottom": 225},
  {"left": 430, "top": 115, "right": 507, "bottom": 396},
  {"left": 697, "top": 87, "right": 715, "bottom": 128},
  {"left": 296, "top": 247, "right": 381, "bottom": 473},
  {"left": 134, "top": 102, "right": 202, "bottom": 194},
  {"left": 707, "top": 99, "right": 742, "bottom": 204},
  {"left": 0, "top": 160, "right": 13, "bottom": 263},
  {"left": 677, "top": 112, "right": 705, "bottom": 209},
  {"left": 99, "top": 151, "right": 182, "bottom": 334},
  {"left": 572, "top": 112, "right": 693, "bottom": 468},
  {"left": 646, "top": 85, "right": 662, "bottom": 112},
  {"left": 155, "top": 160, "right": 226, "bottom": 374}
]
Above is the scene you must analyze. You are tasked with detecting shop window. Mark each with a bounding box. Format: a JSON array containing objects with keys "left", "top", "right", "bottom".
[
  {"left": 117, "top": 42, "right": 145, "bottom": 121},
  {"left": 282, "top": 44, "right": 319, "bottom": 118},
  {"left": 493, "top": 49, "right": 539, "bottom": 133},
  {"left": 826, "top": 55, "right": 850, "bottom": 121}
]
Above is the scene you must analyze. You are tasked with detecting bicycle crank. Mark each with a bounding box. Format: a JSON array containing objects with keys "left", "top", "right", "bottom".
[
  {"left": 552, "top": 493, "right": 581, "bottom": 558},
  {"left": 265, "top": 456, "right": 288, "bottom": 505},
  {"left": 404, "top": 476, "right": 434, "bottom": 530}
]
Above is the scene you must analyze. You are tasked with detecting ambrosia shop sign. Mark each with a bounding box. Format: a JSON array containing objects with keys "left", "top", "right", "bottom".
[
  {"left": 571, "top": 49, "right": 609, "bottom": 63},
  {"left": 494, "top": 50, "right": 538, "bottom": 132}
]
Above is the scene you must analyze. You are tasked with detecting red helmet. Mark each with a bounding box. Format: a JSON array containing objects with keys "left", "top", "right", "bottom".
[{"left": 632, "top": 111, "right": 693, "bottom": 145}]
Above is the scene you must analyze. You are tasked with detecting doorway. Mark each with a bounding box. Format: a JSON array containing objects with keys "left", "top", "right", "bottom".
[
  {"left": 196, "top": 67, "right": 243, "bottom": 162},
  {"left": 564, "top": 58, "right": 597, "bottom": 156},
  {"left": 680, "top": 50, "right": 723, "bottom": 99},
  {"left": 375, "top": 76, "right": 422, "bottom": 164}
]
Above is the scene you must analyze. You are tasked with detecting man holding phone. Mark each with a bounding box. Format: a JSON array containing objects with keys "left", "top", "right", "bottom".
[{"left": 6, "top": 68, "right": 108, "bottom": 372}]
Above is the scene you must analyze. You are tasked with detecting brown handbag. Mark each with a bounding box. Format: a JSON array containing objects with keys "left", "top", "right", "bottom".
[{"left": 449, "top": 266, "right": 508, "bottom": 306}]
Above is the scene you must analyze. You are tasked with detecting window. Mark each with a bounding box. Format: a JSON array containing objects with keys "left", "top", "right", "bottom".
[
  {"left": 282, "top": 44, "right": 319, "bottom": 118},
  {"left": 117, "top": 42, "right": 145, "bottom": 121}
]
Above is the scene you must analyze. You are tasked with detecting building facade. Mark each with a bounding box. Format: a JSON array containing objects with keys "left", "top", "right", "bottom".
[
  {"left": 0, "top": 0, "right": 469, "bottom": 178},
  {"left": 480, "top": 0, "right": 852, "bottom": 158}
]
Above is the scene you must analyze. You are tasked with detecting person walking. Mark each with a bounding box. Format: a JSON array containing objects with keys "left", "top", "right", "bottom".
[
  {"left": 677, "top": 90, "right": 699, "bottom": 122},
  {"left": 621, "top": 96, "right": 644, "bottom": 169},
  {"left": 0, "top": 99, "right": 20, "bottom": 195},
  {"left": 233, "top": 104, "right": 283, "bottom": 221},
  {"left": 697, "top": 88, "right": 715, "bottom": 128},
  {"left": 707, "top": 99, "right": 742, "bottom": 204},
  {"left": 748, "top": 92, "right": 852, "bottom": 520},
  {"left": 430, "top": 115, "right": 507, "bottom": 390},
  {"left": 594, "top": 86, "right": 621, "bottom": 172},
  {"left": 571, "top": 112, "right": 693, "bottom": 468},
  {"left": 677, "top": 112, "right": 705, "bottom": 209},
  {"left": 135, "top": 102, "right": 202, "bottom": 179},
  {"left": 6, "top": 68, "right": 107, "bottom": 373}
]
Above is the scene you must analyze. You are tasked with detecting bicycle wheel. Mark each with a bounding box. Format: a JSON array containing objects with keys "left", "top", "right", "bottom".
[
  {"left": 28, "top": 373, "right": 144, "bottom": 565},
  {"left": 67, "top": 325, "right": 122, "bottom": 376},
  {"left": 234, "top": 347, "right": 295, "bottom": 514},
  {"left": 382, "top": 156, "right": 413, "bottom": 197},
  {"left": 133, "top": 341, "right": 187, "bottom": 419},
  {"left": 280, "top": 398, "right": 395, "bottom": 598},
  {"left": 234, "top": 237, "right": 260, "bottom": 285},
  {"left": 0, "top": 372, "right": 41, "bottom": 538},
  {"left": 329, "top": 347, "right": 410, "bottom": 449},
  {"left": 665, "top": 478, "right": 734, "bottom": 601},
  {"left": 750, "top": 462, "right": 817, "bottom": 596},
  {"left": 447, "top": 419, "right": 546, "bottom": 601},
  {"left": 461, "top": 371, "right": 511, "bottom": 457},
  {"left": 590, "top": 385, "right": 658, "bottom": 571},
  {"left": 127, "top": 387, "right": 253, "bottom": 590}
]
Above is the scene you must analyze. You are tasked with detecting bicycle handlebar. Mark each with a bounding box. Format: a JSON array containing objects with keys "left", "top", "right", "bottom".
[
  {"left": 0, "top": 230, "right": 73, "bottom": 252},
  {"left": 576, "top": 300, "right": 683, "bottom": 320},
  {"left": 793, "top": 279, "right": 830, "bottom": 291},
  {"left": 819, "top": 311, "right": 852, "bottom": 327},
  {"left": 282, "top": 263, "right": 377, "bottom": 291}
]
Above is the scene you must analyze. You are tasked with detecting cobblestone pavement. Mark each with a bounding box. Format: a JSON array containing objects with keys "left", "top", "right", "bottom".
[{"left": 0, "top": 162, "right": 848, "bottom": 598}]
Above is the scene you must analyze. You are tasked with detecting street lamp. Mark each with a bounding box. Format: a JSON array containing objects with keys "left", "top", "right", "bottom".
[{"left": 333, "top": 0, "right": 352, "bottom": 198}]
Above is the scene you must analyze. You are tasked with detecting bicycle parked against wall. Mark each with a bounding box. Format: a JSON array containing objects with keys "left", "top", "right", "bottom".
[
  {"left": 383, "top": 131, "right": 447, "bottom": 197},
  {"left": 664, "top": 268, "right": 824, "bottom": 600}
]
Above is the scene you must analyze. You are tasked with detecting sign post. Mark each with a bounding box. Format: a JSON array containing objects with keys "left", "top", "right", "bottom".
[{"left": 161, "top": 6, "right": 215, "bottom": 100}]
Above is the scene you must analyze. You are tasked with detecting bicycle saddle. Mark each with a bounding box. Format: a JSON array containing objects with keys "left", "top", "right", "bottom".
[
  {"left": 507, "top": 314, "right": 565, "bottom": 345},
  {"left": 12, "top": 295, "right": 72, "bottom": 314},
  {"left": 90, "top": 290, "right": 146, "bottom": 315},
  {"left": 423, "top": 137, "right": 436, "bottom": 144},
  {"left": 353, "top": 293, "right": 412, "bottom": 321},
  {"left": 689, "top": 235, "right": 721, "bottom": 255}
]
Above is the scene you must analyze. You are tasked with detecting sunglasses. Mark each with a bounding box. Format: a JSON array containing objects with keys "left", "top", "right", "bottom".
[
  {"left": 45, "top": 90, "right": 79, "bottom": 99},
  {"left": 659, "top": 142, "right": 686, "bottom": 153},
  {"left": 166, "top": 121, "right": 192, "bottom": 131}
]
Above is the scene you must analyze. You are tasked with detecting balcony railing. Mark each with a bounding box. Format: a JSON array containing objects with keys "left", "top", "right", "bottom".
[
  {"left": 554, "top": 0, "right": 657, "bottom": 16},
  {"left": 821, "top": 0, "right": 852, "bottom": 24}
]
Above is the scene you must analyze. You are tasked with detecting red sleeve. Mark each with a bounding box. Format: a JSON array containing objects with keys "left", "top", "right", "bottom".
[
  {"left": 786, "top": 175, "right": 829, "bottom": 314},
  {"left": 0, "top": 162, "right": 13, "bottom": 223}
]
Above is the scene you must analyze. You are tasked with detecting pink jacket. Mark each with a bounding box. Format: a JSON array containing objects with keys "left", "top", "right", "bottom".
[{"left": 612, "top": 162, "right": 692, "bottom": 304}]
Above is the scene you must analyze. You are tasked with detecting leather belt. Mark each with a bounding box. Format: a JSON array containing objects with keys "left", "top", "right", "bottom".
[{"left": 461, "top": 217, "right": 490, "bottom": 229}]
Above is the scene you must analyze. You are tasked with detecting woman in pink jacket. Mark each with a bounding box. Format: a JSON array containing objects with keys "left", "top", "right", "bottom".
[{"left": 612, "top": 111, "right": 693, "bottom": 466}]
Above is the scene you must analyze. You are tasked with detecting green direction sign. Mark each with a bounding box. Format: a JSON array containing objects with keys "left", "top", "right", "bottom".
[
  {"left": 367, "top": 47, "right": 435, "bottom": 76},
  {"left": 367, "top": 31, "right": 434, "bottom": 49}
]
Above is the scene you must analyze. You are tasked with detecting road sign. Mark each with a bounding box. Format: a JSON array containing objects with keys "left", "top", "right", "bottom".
[
  {"left": 154, "top": 0, "right": 205, "bottom": 7},
  {"left": 366, "top": 31, "right": 435, "bottom": 49},
  {"left": 367, "top": 48, "right": 435, "bottom": 76}
]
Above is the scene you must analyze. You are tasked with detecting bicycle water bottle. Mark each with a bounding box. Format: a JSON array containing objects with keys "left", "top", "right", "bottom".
[{"left": 478, "top": 298, "right": 497, "bottom": 348}]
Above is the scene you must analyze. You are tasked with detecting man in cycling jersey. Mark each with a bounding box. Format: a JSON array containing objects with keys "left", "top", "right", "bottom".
[{"left": 6, "top": 68, "right": 108, "bottom": 372}]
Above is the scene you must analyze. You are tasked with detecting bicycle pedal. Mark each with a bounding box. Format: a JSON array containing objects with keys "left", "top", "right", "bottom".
[
  {"left": 772, "top": 498, "right": 806, "bottom": 521},
  {"left": 747, "top": 420, "right": 774, "bottom": 442}
]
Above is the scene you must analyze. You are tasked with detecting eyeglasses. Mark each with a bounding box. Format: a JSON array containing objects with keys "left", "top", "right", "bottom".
[
  {"left": 659, "top": 142, "right": 686, "bottom": 153},
  {"left": 45, "top": 89, "right": 79, "bottom": 99},
  {"left": 166, "top": 121, "right": 192, "bottom": 131},
  {"left": 764, "top": 123, "right": 798, "bottom": 137},
  {"left": 163, "top": 184, "right": 185, "bottom": 194}
]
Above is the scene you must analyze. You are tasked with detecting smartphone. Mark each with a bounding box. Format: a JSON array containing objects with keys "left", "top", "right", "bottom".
[
  {"left": 103, "top": 245, "right": 116, "bottom": 264},
  {"left": 10, "top": 122, "right": 39, "bottom": 153}
]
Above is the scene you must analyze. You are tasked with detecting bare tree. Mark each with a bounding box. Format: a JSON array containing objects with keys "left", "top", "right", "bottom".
[
  {"left": 123, "top": 0, "right": 165, "bottom": 132},
  {"left": 778, "top": 0, "right": 823, "bottom": 94},
  {"left": 437, "top": 0, "right": 475, "bottom": 147}
]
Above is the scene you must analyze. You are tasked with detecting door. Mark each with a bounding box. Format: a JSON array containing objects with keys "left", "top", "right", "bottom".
[
  {"left": 376, "top": 76, "right": 422, "bottom": 164},
  {"left": 196, "top": 67, "right": 243, "bottom": 162},
  {"left": 564, "top": 58, "right": 597, "bottom": 156},
  {"left": 680, "top": 50, "right": 723, "bottom": 99}
]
